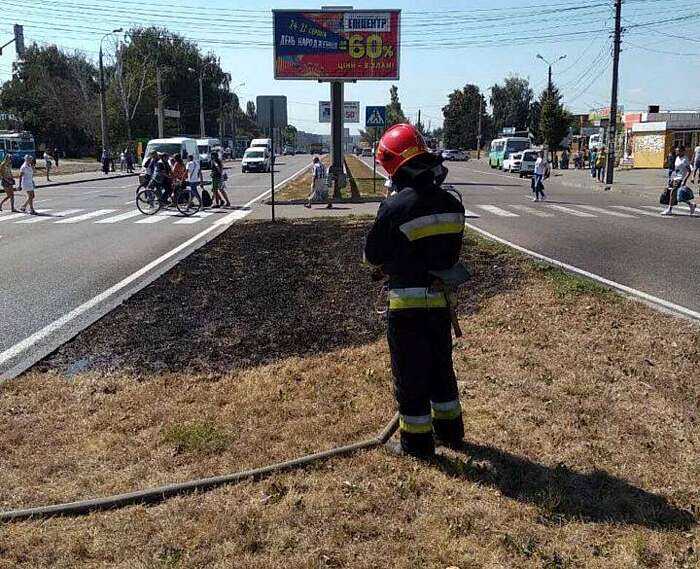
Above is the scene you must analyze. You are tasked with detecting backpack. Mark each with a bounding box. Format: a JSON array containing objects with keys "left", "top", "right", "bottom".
[{"left": 201, "top": 188, "right": 213, "bottom": 207}]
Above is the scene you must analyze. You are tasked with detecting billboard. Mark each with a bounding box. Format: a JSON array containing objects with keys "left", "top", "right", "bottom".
[
  {"left": 319, "top": 101, "right": 360, "bottom": 123},
  {"left": 256, "top": 96, "right": 288, "bottom": 129},
  {"left": 273, "top": 10, "right": 401, "bottom": 80}
]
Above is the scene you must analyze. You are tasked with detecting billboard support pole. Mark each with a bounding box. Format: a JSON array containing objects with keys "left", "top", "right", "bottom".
[
  {"left": 330, "top": 80, "right": 344, "bottom": 200},
  {"left": 373, "top": 129, "right": 377, "bottom": 195},
  {"left": 270, "top": 99, "right": 276, "bottom": 223}
]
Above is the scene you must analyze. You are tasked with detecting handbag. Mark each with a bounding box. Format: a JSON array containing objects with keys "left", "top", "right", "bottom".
[
  {"left": 201, "top": 188, "right": 213, "bottom": 207},
  {"left": 659, "top": 188, "right": 678, "bottom": 206},
  {"left": 678, "top": 186, "right": 694, "bottom": 202}
]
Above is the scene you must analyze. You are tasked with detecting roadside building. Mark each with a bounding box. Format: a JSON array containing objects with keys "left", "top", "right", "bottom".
[{"left": 631, "top": 112, "right": 700, "bottom": 168}]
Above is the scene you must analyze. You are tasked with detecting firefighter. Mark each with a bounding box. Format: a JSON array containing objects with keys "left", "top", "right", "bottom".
[{"left": 364, "top": 123, "right": 467, "bottom": 459}]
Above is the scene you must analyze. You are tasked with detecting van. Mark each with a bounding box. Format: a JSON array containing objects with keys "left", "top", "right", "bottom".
[
  {"left": 489, "top": 137, "right": 531, "bottom": 169},
  {"left": 142, "top": 137, "right": 199, "bottom": 166},
  {"left": 250, "top": 138, "right": 272, "bottom": 152},
  {"left": 241, "top": 147, "right": 271, "bottom": 173},
  {"left": 196, "top": 138, "right": 221, "bottom": 170}
]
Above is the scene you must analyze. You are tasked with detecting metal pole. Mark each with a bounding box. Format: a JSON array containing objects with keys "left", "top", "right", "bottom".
[
  {"left": 477, "top": 96, "right": 483, "bottom": 160},
  {"left": 199, "top": 74, "right": 205, "bottom": 139},
  {"left": 156, "top": 67, "right": 164, "bottom": 138},
  {"left": 330, "top": 81, "right": 344, "bottom": 199},
  {"left": 548, "top": 65, "right": 552, "bottom": 93},
  {"left": 270, "top": 99, "right": 275, "bottom": 223},
  {"left": 605, "top": 0, "right": 623, "bottom": 185},
  {"left": 373, "top": 129, "right": 377, "bottom": 195},
  {"left": 99, "top": 44, "right": 108, "bottom": 153}
]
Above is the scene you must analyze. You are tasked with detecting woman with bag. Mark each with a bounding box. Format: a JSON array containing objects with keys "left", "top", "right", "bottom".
[
  {"left": 0, "top": 155, "right": 17, "bottom": 212},
  {"left": 531, "top": 150, "right": 548, "bottom": 202},
  {"left": 210, "top": 152, "right": 231, "bottom": 208},
  {"left": 304, "top": 156, "right": 329, "bottom": 208},
  {"left": 595, "top": 148, "right": 606, "bottom": 182},
  {"left": 662, "top": 146, "right": 696, "bottom": 216}
]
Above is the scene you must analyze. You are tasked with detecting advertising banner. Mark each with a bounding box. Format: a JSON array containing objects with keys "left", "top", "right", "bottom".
[
  {"left": 274, "top": 10, "right": 401, "bottom": 80},
  {"left": 319, "top": 101, "right": 360, "bottom": 123}
]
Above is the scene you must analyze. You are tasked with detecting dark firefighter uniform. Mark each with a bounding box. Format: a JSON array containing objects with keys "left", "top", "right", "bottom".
[{"left": 364, "top": 177, "right": 466, "bottom": 457}]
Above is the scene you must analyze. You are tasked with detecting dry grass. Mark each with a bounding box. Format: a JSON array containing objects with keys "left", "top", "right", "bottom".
[
  {"left": 344, "top": 154, "right": 385, "bottom": 198},
  {"left": 0, "top": 219, "right": 698, "bottom": 568},
  {"left": 275, "top": 156, "right": 331, "bottom": 201}
]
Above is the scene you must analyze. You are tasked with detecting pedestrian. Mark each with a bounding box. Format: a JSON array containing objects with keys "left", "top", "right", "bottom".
[
  {"left": 210, "top": 151, "right": 231, "bottom": 208},
  {"left": 171, "top": 153, "right": 187, "bottom": 200},
  {"left": 185, "top": 153, "right": 203, "bottom": 203},
  {"left": 364, "top": 123, "right": 467, "bottom": 459},
  {"left": 596, "top": 148, "right": 606, "bottom": 182},
  {"left": 667, "top": 147, "right": 677, "bottom": 186},
  {"left": 18, "top": 155, "right": 37, "bottom": 215},
  {"left": 156, "top": 153, "right": 173, "bottom": 203},
  {"left": 692, "top": 144, "right": 700, "bottom": 184},
  {"left": 120, "top": 149, "right": 126, "bottom": 172},
  {"left": 589, "top": 147, "right": 598, "bottom": 178},
  {"left": 42, "top": 151, "right": 54, "bottom": 181},
  {"left": 662, "top": 146, "right": 696, "bottom": 216},
  {"left": 0, "top": 154, "right": 17, "bottom": 212},
  {"left": 532, "top": 150, "right": 549, "bottom": 201},
  {"left": 53, "top": 147, "right": 60, "bottom": 168},
  {"left": 125, "top": 148, "right": 134, "bottom": 173},
  {"left": 304, "top": 156, "right": 328, "bottom": 208},
  {"left": 101, "top": 148, "right": 110, "bottom": 175}
]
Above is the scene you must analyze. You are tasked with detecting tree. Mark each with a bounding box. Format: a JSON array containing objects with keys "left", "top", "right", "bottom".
[
  {"left": 246, "top": 101, "right": 256, "bottom": 124},
  {"left": 489, "top": 75, "right": 533, "bottom": 136},
  {"left": 528, "top": 100, "right": 542, "bottom": 145},
  {"left": 386, "top": 84, "right": 407, "bottom": 127},
  {"left": 538, "top": 85, "right": 571, "bottom": 154},
  {"left": 281, "top": 125, "right": 298, "bottom": 147},
  {"left": 442, "top": 84, "right": 489, "bottom": 150}
]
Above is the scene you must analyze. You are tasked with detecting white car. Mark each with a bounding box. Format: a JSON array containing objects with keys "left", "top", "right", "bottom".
[
  {"left": 518, "top": 149, "right": 540, "bottom": 177},
  {"left": 241, "top": 147, "right": 270, "bottom": 173},
  {"left": 142, "top": 137, "right": 199, "bottom": 167},
  {"left": 503, "top": 152, "right": 523, "bottom": 173},
  {"left": 441, "top": 149, "right": 469, "bottom": 161}
]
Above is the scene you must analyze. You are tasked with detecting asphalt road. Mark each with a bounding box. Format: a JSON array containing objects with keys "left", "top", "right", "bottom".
[
  {"left": 0, "top": 155, "right": 312, "bottom": 379},
  {"left": 442, "top": 160, "right": 700, "bottom": 315}
]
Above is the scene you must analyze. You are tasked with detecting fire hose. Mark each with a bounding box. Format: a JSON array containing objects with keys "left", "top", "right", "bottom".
[{"left": 0, "top": 414, "right": 399, "bottom": 522}]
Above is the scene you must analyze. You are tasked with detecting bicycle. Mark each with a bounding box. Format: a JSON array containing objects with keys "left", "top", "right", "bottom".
[{"left": 136, "top": 176, "right": 201, "bottom": 217}]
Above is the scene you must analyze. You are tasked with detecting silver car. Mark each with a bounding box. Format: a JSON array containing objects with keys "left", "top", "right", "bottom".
[{"left": 441, "top": 149, "right": 469, "bottom": 161}]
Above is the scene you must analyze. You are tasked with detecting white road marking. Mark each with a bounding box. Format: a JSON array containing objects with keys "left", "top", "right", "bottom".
[
  {"left": 610, "top": 205, "right": 662, "bottom": 217},
  {"left": 0, "top": 213, "right": 27, "bottom": 223},
  {"left": 16, "top": 209, "right": 85, "bottom": 224},
  {"left": 546, "top": 204, "right": 597, "bottom": 217},
  {"left": 95, "top": 210, "right": 142, "bottom": 224},
  {"left": 642, "top": 205, "right": 694, "bottom": 216},
  {"left": 477, "top": 205, "right": 519, "bottom": 217},
  {"left": 213, "top": 209, "right": 250, "bottom": 225},
  {"left": 463, "top": 208, "right": 480, "bottom": 218},
  {"left": 508, "top": 204, "right": 555, "bottom": 217},
  {"left": 173, "top": 211, "right": 214, "bottom": 225},
  {"left": 0, "top": 161, "right": 312, "bottom": 378},
  {"left": 14, "top": 210, "right": 52, "bottom": 223},
  {"left": 134, "top": 210, "right": 181, "bottom": 224},
  {"left": 54, "top": 209, "right": 116, "bottom": 224},
  {"left": 464, "top": 222, "right": 700, "bottom": 322},
  {"left": 576, "top": 204, "right": 636, "bottom": 218}
]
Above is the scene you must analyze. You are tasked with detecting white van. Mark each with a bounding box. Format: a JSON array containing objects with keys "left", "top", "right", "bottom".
[
  {"left": 197, "top": 137, "right": 221, "bottom": 170},
  {"left": 142, "top": 137, "right": 199, "bottom": 166},
  {"left": 250, "top": 138, "right": 272, "bottom": 152},
  {"left": 241, "top": 147, "right": 271, "bottom": 173}
]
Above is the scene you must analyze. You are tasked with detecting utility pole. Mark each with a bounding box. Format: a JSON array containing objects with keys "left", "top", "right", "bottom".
[
  {"left": 198, "top": 74, "right": 206, "bottom": 138},
  {"left": 156, "top": 67, "right": 164, "bottom": 138},
  {"left": 477, "top": 96, "right": 483, "bottom": 159},
  {"left": 417, "top": 109, "right": 421, "bottom": 130},
  {"left": 605, "top": 0, "right": 623, "bottom": 185},
  {"left": 98, "top": 29, "right": 122, "bottom": 153}
]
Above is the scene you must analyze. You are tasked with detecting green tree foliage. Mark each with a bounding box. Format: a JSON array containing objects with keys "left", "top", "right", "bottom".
[
  {"left": 0, "top": 45, "right": 99, "bottom": 156},
  {"left": 442, "top": 84, "right": 489, "bottom": 150},
  {"left": 386, "top": 84, "right": 407, "bottom": 127},
  {"left": 490, "top": 75, "right": 533, "bottom": 135},
  {"left": 281, "top": 125, "right": 298, "bottom": 147},
  {"left": 246, "top": 101, "right": 257, "bottom": 123},
  {"left": 528, "top": 100, "right": 543, "bottom": 145},
  {"left": 538, "top": 86, "right": 571, "bottom": 151}
]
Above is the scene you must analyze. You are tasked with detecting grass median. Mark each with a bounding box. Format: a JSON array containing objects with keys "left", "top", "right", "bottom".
[{"left": 1, "top": 218, "right": 698, "bottom": 568}]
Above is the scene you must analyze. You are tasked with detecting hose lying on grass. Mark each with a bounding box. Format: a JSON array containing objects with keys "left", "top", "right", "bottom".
[{"left": 0, "top": 414, "right": 400, "bottom": 522}]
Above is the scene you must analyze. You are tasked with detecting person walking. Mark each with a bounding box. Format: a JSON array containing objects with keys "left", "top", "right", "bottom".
[
  {"left": 304, "top": 156, "right": 328, "bottom": 208},
  {"left": 691, "top": 144, "right": 700, "bottom": 184},
  {"left": 43, "top": 151, "right": 54, "bottom": 181},
  {"left": 53, "top": 147, "right": 60, "bottom": 168},
  {"left": 125, "top": 148, "right": 134, "bottom": 173},
  {"left": 101, "top": 148, "right": 110, "bottom": 175},
  {"left": 667, "top": 147, "right": 677, "bottom": 186},
  {"left": 210, "top": 151, "right": 231, "bottom": 208},
  {"left": 596, "top": 148, "right": 606, "bottom": 182},
  {"left": 364, "top": 123, "right": 467, "bottom": 459},
  {"left": 531, "top": 150, "right": 549, "bottom": 201},
  {"left": 589, "top": 147, "right": 598, "bottom": 178},
  {"left": 119, "top": 149, "right": 126, "bottom": 172},
  {"left": 662, "top": 146, "right": 696, "bottom": 216},
  {"left": 0, "top": 154, "right": 17, "bottom": 212},
  {"left": 18, "top": 155, "right": 37, "bottom": 215},
  {"left": 185, "top": 153, "right": 203, "bottom": 203}
]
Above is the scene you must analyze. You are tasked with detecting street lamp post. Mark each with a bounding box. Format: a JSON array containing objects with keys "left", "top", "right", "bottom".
[
  {"left": 536, "top": 53, "right": 566, "bottom": 93},
  {"left": 99, "top": 28, "right": 123, "bottom": 154},
  {"left": 189, "top": 64, "right": 215, "bottom": 139}
]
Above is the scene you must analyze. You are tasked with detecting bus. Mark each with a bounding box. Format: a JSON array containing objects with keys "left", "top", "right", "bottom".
[
  {"left": 0, "top": 131, "right": 36, "bottom": 167},
  {"left": 489, "top": 136, "right": 531, "bottom": 169}
]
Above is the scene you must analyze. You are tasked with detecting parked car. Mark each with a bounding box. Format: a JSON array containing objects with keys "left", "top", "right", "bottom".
[
  {"left": 503, "top": 152, "right": 523, "bottom": 173},
  {"left": 282, "top": 146, "right": 295, "bottom": 156},
  {"left": 441, "top": 149, "right": 469, "bottom": 161},
  {"left": 518, "top": 149, "right": 539, "bottom": 177},
  {"left": 241, "top": 147, "right": 271, "bottom": 173},
  {"left": 361, "top": 147, "right": 373, "bottom": 157}
]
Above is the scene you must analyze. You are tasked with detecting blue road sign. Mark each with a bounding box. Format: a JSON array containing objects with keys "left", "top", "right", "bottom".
[{"left": 365, "top": 106, "right": 387, "bottom": 128}]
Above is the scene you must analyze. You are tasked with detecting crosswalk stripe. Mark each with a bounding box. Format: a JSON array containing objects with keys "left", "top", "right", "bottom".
[
  {"left": 213, "top": 209, "right": 251, "bottom": 225},
  {"left": 610, "top": 205, "right": 661, "bottom": 217},
  {"left": 173, "top": 211, "right": 214, "bottom": 225},
  {"left": 641, "top": 205, "right": 693, "bottom": 215},
  {"left": 17, "top": 209, "right": 84, "bottom": 224},
  {"left": 477, "top": 205, "right": 519, "bottom": 217},
  {"left": 546, "top": 204, "right": 597, "bottom": 217},
  {"left": 0, "top": 212, "right": 27, "bottom": 223},
  {"left": 576, "top": 204, "right": 635, "bottom": 218},
  {"left": 463, "top": 208, "right": 480, "bottom": 218},
  {"left": 14, "top": 209, "right": 52, "bottom": 223},
  {"left": 508, "top": 204, "right": 554, "bottom": 217},
  {"left": 133, "top": 210, "right": 182, "bottom": 224},
  {"left": 55, "top": 209, "right": 117, "bottom": 224},
  {"left": 95, "top": 210, "right": 142, "bottom": 224}
]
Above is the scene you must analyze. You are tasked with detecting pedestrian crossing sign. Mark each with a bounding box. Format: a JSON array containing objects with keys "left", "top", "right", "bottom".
[{"left": 365, "top": 106, "right": 386, "bottom": 128}]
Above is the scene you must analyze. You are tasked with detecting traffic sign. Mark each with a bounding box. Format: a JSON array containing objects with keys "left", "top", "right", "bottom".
[{"left": 365, "top": 106, "right": 386, "bottom": 128}]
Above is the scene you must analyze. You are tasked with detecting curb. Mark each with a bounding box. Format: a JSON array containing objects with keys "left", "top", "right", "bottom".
[{"left": 35, "top": 173, "right": 138, "bottom": 189}]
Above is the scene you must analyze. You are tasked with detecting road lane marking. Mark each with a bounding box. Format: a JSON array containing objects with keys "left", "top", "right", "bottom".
[
  {"left": 546, "top": 204, "right": 597, "bottom": 217},
  {"left": 0, "top": 161, "right": 312, "bottom": 380},
  {"left": 463, "top": 209, "right": 480, "bottom": 218},
  {"left": 576, "top": 204, "right": 636, "bottom": 218},
  {"left": 15, "top": 209, "right": 85, "bottom": 224},
  {"left": 508, "top": 204, "right": 555, "bottom": 217},
  {"left": 55, "top": 209, "right": 116, "bottom": 224},
  {"left": 95, "top": 210, "right": 142, "bottom": 224},
  {"left": 14, "top": 210, "right": 52, "bottom": 222},
  {"left": 610, "top": 205, "right": 661, "bottom": 217},
  {"left": 0, "top": 212, "right": 27, "bottom": 222},
  {"left": 477, "top": 205, "right": 519, "bottom": 217},
  {"left": 173, "top": 212, "right": 215, "bottom": 225},
  {"left": 464, "top": 222, "right": 700, "bottom": 322},
  {"left": 134, "top": 210, "right": 181, "bottom": 224},
  {"left": 642, "top": 205, "right": 694, "bottom": 216}
]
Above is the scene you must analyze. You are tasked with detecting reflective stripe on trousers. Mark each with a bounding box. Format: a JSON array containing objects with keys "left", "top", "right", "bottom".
[
  {"left": 388, "top": 287, "right": 447, "bottom": 310},
  {"left": 431, "top": 399, "right": 462, "bottom": 421},
  {"left": 399, "top": 414, "right": 432, "bottom": 434},
  {"left": 399, "top": 212, "right": 465, "bottom": 241}
]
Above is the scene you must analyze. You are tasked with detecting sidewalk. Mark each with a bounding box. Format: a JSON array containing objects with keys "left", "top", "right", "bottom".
[{"left": 34, "top": 170, "right": 137, "bottom": 189}]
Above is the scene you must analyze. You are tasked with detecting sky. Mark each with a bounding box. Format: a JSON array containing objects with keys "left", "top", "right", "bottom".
[{"left": 0, "top": 0, "right": 699, "bottom": 135}]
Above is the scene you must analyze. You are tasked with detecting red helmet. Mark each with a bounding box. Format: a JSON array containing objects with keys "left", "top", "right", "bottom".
[{"left": 376, "top": 123, "right": 429, "bottom": 177}]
